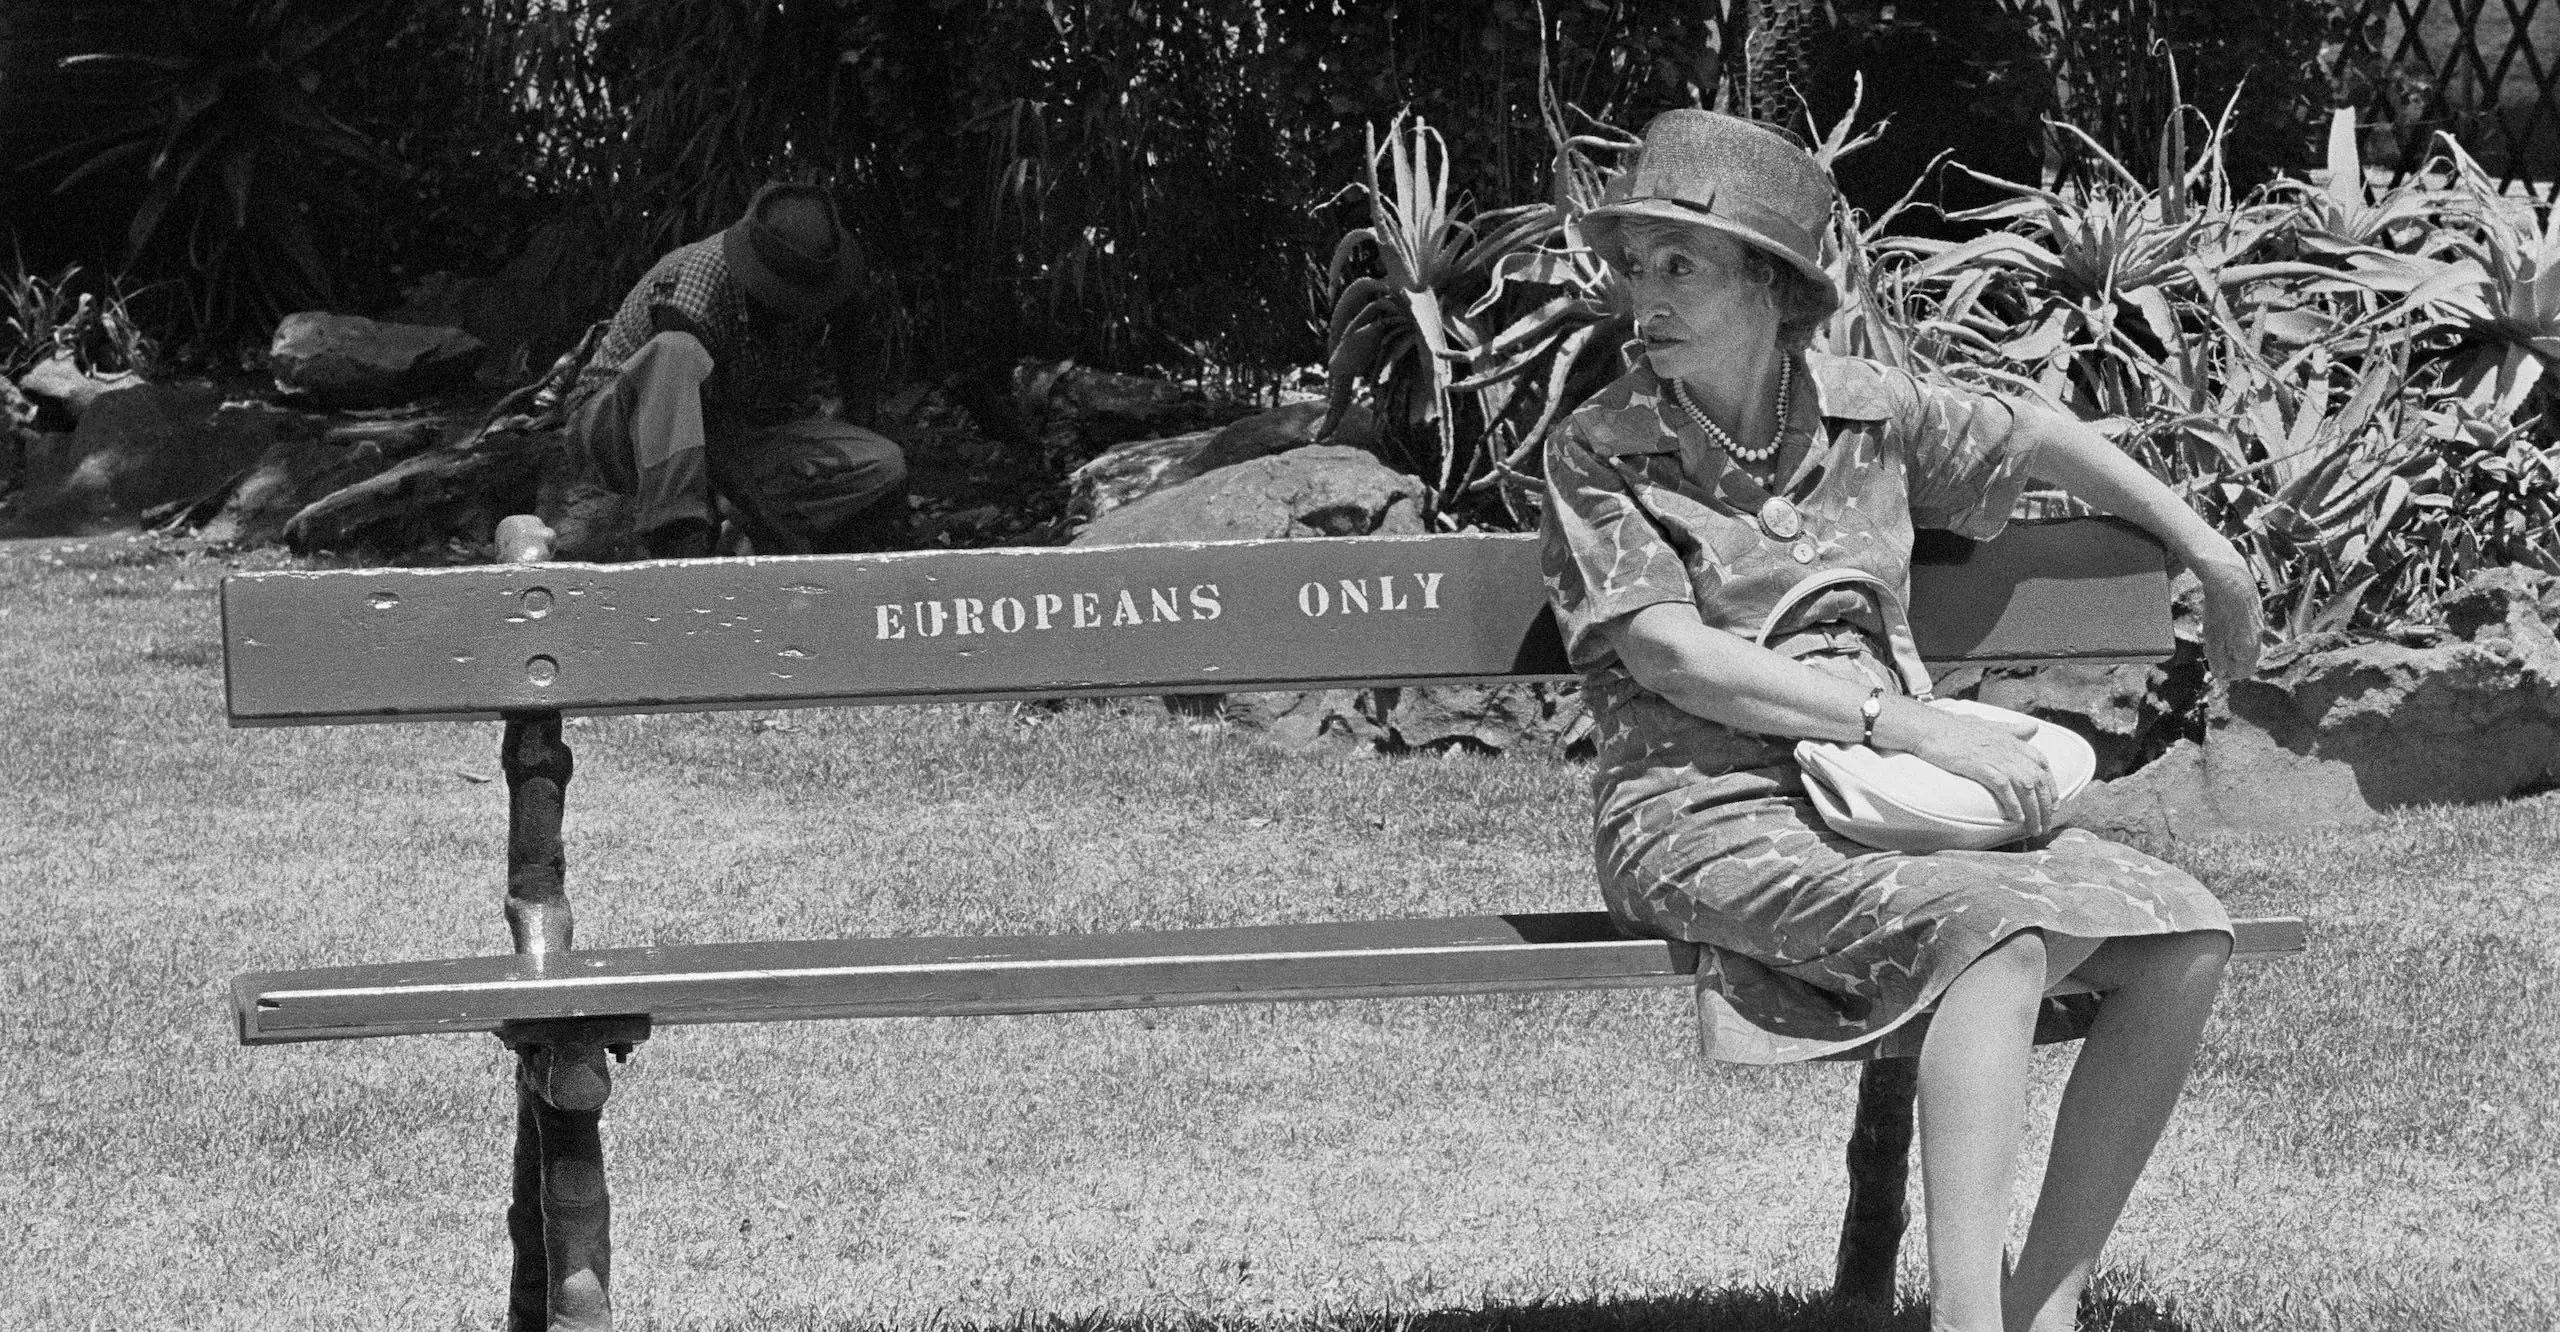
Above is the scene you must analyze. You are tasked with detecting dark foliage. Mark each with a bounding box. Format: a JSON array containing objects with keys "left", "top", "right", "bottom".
[
  {"left": 7, "top": 0, "right": 2361, "bottom": 377},
  {"left": 2022, "top": 0, "right": 2343, "bottom": 189},
  {"left": 35, "top": 2, "right": 407, "bottom": 341}
]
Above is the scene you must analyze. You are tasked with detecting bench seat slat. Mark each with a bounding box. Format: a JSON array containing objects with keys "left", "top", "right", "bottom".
[
  {"left": 234, "top": 912, "right": 2308, "bottom": 1045},
  {"left": 221, "top": 521, "right": 2173, "bottom": 725}
]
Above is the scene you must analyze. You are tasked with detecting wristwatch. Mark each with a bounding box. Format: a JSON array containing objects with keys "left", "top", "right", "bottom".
[{"left": 1860, "top": 687, "right": 1885, "bottom": 746}]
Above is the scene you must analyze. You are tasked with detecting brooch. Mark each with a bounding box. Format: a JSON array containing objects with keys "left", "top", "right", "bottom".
[{"left": 1758, "top": 496, "right": 1803, "bottom": 541}]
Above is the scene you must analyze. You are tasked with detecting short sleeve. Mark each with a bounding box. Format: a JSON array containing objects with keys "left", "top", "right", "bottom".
[
  {"left": 1894, "top": 376, "right": 2042, "bottom": 539},
  {"left": 1538, "top": 421, "right": 1694, "bottom": 667}
]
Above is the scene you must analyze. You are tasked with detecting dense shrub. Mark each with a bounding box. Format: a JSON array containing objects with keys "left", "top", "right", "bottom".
[{"left": 1319, "top": 95, "right": 2560, "bottom": 634}]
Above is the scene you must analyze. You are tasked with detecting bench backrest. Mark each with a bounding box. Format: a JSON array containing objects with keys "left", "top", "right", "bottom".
[{"left": 220, "top": 519, "right": 2171, "bottom": 726}]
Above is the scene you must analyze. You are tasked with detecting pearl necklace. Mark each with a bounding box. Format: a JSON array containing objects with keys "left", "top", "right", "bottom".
[{"left": 1670, "top": 361, "right": 1792, "bottom": 465}]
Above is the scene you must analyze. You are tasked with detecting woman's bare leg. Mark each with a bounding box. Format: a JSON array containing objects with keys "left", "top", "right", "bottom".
[
  {"left": 2004, "top": 931, "right": 2230, "bottom": 1332},
  {"left": 1918, "top": 929, "right": 2049, "bottom": 1332}
]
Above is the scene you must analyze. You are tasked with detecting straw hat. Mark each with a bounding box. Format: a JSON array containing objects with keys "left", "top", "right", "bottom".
[
  {"left": 721, "top": 182, "right": 867, "bottom": 319},
  {"left": 1579, "top": 109, "right": 1840, "bottom": 316}
]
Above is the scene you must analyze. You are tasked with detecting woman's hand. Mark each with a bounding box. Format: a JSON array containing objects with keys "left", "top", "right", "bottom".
[
  {"left": 2189, "top": 549, "right": 2265, "bottom": 683},
  {"left": 1881, "top": 698, "right": 2058, "bottom": 835},
  {"left": 2018, "top": 411, "right": 2267, "bottom": 684}
]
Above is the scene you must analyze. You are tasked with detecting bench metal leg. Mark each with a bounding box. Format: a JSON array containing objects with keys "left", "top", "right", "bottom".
[
  {"left": 503, "top": 713, "right": 576, "bottom": 956},
  {"left": 500, "top": 1018, "right": 647, "bottom": 1331},
  {"left": 1834, "top": 1054, "right": 1918, "bottom": 1304},
  {"left": 493, "top": 634, "right": 649, "bottom": 1331}
]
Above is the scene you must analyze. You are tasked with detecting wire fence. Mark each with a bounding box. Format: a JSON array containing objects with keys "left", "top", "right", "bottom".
[{"left": 2348, "top": 0, "right": 2560, "bottom": 197}]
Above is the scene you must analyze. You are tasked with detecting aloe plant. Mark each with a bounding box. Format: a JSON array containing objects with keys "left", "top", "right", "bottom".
[
  {"left": 1853, "top": 93, "right": 2558, "bottom": 642},
  {"left": 1321, "top": 111, "right": 1610, "bottom": 522},
  {"left": 1, "top": 260, "right": 155, "bottom": 381}
]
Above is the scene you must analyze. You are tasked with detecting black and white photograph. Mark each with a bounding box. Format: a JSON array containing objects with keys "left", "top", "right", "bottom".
[{"left": 2, "top": 2, "right": 2555, "bottom": 1328}]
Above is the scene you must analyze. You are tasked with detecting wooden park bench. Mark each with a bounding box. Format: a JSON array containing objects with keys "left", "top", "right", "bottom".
[{"left": 221, "top": 514, "right": 2307, "bottom": 1330}]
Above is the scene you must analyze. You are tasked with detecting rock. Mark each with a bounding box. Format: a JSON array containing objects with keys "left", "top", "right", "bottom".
[
  {"left": 2, "top": 375, "right": 38, "bottom": 434},
  {"left": 1169, "top": 689, "right": 1390, "bottom": 752},
  {"left": 1939, "top": 661, "right": 2157, "bottom": 779},
  {"left": 268, "top": 313, "right": 487, "bottom": 408},
  {"left": 1067, "top": 427, "right": 1221, "bottom": 520},
  {"left": 1049, "top": 365, "right": 1226, "bottom": 446},
  {"left": 1202, "top": 399, "right": 1382, "bottom": 471},
  {"left": 1071, "top": 444, "right": 1426, "bottom": 546},
  {"left": 284, "top": 426, "right": 551, "bottom": 557},
  {"left": 0, "top": 383, "right": 324, "bottom": 539},
  {"left": 1066, "top": 401, "right": 1386, "bottom": 521},
  {"left": 194, "top": 415, "right": 451, "bottom": 549},
  {"left": 1178, "top": 679, "right": 1592, "bottom": 757},
  {"left": 1, "top": 379, "right": 35, "bottom": 495},
  {"left": 1382, "top": 681, "right": 1576, "bottom": 753},
  {"left": 1006, "top": 360, "right": 1257, "bottom": 467},
  {"left": 2072, "top": 567, "right": 2560, "bottom": 850},
  {"left": 16, "top": 351, "right": 144, "bottom": 422}
]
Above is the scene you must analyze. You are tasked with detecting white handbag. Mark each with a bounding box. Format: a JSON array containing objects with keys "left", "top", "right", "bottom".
[{"left": 1756, "top": 570, "right": 2095, "bottom": 854}]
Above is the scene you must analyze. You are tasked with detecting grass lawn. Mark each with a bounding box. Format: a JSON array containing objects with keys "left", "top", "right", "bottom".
[{"left": 2, "top": 535, "right": 2555, "bottom": 1331}]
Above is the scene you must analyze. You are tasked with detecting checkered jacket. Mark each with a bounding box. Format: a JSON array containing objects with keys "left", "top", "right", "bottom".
[{"left": 568, "top": 238, "right": 842, "bottom": 427}]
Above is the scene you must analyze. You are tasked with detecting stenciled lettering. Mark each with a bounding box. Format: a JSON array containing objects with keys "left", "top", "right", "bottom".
[
  {"left": 1298, "top": 571, "right": 1448, "bottom": 617},
  {"left": 870, "top": 569, "right": 1445, "bottom": 638}
]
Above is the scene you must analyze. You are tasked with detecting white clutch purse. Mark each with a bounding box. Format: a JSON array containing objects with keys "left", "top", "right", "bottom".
[{"left": 1793, "top": 698, "right": 2097, "bottom": 853}]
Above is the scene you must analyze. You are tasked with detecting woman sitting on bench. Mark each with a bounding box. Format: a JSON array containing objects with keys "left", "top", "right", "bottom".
[{"left": 1540, "top": 111, "right": 2264, "bottom": 1332}]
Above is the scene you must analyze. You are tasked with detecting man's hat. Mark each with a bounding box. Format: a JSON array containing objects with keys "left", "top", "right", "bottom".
[
  {"left": 722, "top": 182, "right": 866, "bottom": 319},
  {"left": 1578, "top": 110, "right": 1841, "bottom": 317}
]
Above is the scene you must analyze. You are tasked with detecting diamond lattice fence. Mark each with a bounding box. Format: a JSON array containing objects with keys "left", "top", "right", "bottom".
[{"left": 2349, "top": 0, "right": 2560, "bottom": 197}]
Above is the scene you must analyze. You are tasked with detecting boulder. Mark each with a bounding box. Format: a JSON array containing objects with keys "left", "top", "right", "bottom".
[
  {"left": 1938, "top": 660, "right": 2160, "bottom": 780},
  {"left": 1066, "top": 401, "right": 1385, "bottom": 521},
  {"left": 268, "top": 313, "right": 486, "bottom": 408},
  {"left": 193, "top": 415, "right": 452, "bottom": 549},
  {"left": 1047, "top": 365, "right": 1236, "bottom": 447},
  {"left": 1198, "top": 399, "right": 1382, "bottom": 472},
  {"left": 1166, "top": 689, "right": 1390, "bottom": 752},
  {"left": 283, "top": 425, "right": 551, "bottom": 558},
  {"left": 0, "top": 383, "right": 324, "bottom": 538},
  {"left": 998, "top": 360, "right": 1257, "bottom": 467},
  {"left": 2072, "top": 567, "right": 2560, "bottom": 850},
  {"left": 1067, "top": 427, "right": 1221, "bottom": 520},
  {"left": 1, "top": 379, "right": 35, "bottom": 495},
  {"left": 15, "top": 351, "right": 144, "bottom": 422},
  {"left": 1376, "top": 682, "right": 1591, "bottom": 754},
  {"left": 1071, "top": 444, "right": 1426, "bottom": 546},
  {"left": 4, "top": 374, "right": 41, "bottom": 434}
]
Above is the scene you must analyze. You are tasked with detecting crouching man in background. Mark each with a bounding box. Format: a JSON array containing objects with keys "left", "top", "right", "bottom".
[{"left": 563, "top": 182, "right": 907, "bottom": 559}]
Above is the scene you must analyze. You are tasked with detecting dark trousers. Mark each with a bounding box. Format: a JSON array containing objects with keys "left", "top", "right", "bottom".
[{"left": 569, "top": 331, "right": 908, "bottom": 554}]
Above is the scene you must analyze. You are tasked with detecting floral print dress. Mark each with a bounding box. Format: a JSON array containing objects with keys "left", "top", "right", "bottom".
[{"left": 1539, "top": 352, "right": 2231, "bottom": 1064}]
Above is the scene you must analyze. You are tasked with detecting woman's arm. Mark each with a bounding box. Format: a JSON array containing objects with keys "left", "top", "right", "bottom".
[
  {"left": 1612, "top": 602, "right": 2064, "bottom": 831},
  {"left": 2016, "top": 405, "right": 2265, "bottom": 682}
]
